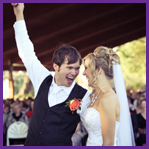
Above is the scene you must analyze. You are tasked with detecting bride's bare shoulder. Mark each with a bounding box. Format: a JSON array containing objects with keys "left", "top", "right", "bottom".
[{"left": 99, "top": 91, "right": 119, "bottom": 109}]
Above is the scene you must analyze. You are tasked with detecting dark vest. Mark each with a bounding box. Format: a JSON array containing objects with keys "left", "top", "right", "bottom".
[{"left": 24, "top": 75, "right": 87, "bottom": 146}]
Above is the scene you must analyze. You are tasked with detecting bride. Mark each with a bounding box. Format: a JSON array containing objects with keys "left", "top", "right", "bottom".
[{"left": 81, "top": 46, "right": 135, "bottom": 146}]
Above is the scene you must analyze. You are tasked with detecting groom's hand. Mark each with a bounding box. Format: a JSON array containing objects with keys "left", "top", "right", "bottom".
[{"left": 11, "top": 3, "right": 24, "bottom": 21}]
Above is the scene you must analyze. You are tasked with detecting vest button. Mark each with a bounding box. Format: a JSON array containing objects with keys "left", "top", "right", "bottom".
[
  {"left": 43, "top": 120, "right": 46, "bottom": 123},
  {"left": 47, "top": 109, "right": 50, "bottom": 112},
  {"left": 39, "top": 131, "right": 42, "bottom": 134},
  {"left": 37, "top": 142, "right": 40, "bottom": 145}
]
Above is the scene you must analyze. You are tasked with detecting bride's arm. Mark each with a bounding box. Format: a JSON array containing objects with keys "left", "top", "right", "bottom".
[{"left": 99, "top": 96, "right": 116, "bottom": 146}]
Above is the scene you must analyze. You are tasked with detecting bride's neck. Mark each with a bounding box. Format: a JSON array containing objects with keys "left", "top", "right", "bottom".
[{"left": 95, "top": 79, "right": 111, "bottom": 94}]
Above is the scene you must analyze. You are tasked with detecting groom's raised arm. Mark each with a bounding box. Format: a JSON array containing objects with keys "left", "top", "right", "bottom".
[{"left": 11, "top": 3, "right": 50, "bottom": 97}]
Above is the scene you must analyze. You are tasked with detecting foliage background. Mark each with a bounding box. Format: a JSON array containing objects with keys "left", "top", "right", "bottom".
[{"left": 116, "top": 37, "right": 146, "bottom": 91}]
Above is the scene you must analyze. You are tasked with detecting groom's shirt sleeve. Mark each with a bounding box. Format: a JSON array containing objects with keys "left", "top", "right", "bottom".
[{"left": 13, "top": 20, "right": 51, "bottom": 97}]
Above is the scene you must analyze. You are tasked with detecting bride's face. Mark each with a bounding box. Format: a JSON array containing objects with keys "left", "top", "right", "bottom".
[{"left": 83, "top": 58, "right": 94, "bottom": 87}]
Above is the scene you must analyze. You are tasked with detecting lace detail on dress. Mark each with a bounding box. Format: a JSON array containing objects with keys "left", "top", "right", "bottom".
[{"left": 81, "top": 107, "right": 119, "bottom": 146}]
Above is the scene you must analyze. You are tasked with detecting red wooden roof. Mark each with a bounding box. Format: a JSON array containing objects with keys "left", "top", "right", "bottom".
[{"left": 3, "top": 3, "right": 146, "bottom": 71}]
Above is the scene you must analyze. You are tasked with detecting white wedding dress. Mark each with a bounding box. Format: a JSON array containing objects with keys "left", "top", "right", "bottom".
[{"left": 81, "top": 107, "right": 120, "bottom": 146}]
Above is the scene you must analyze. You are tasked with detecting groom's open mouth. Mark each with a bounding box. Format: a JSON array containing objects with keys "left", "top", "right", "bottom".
[{"left": 66, "top": 76, "right": 75, "bottom": 84}]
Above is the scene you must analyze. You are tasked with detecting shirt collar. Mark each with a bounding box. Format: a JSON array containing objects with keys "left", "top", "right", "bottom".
[
  {"left": 51, "top": 72, "right": 76, "bottom": 95},
  {"left": 62, "top": 81, "right": 76, "bottom": 95}
]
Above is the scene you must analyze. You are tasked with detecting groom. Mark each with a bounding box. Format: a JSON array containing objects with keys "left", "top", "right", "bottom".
[{"left": 11, "top": 3, "right": 90, "bottom": 146}]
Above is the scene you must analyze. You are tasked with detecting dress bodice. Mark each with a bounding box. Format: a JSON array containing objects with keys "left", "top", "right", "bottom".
[{"left": 81, "top": 107, "right": 120, "bottom": 146}]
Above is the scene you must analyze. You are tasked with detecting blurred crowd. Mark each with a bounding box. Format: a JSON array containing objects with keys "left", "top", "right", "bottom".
[
  {"left": 3, "top": 88, "right": 146, "bottom": 146},
  {"left": 127, "top": 89, "right": 146, "bottom": 146},
  {"left": 3, "top": 97, "right": 34, "bottom": 146}
]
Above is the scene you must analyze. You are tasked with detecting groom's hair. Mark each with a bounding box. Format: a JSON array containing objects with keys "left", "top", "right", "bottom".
[{"left": 52, "top": 43, "right": 82, "bottom": 69}]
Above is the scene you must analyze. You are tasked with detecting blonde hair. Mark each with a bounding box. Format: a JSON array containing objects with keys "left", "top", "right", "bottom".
[{"left": 83, "top": 46, "right": 120, "bottom": 88}]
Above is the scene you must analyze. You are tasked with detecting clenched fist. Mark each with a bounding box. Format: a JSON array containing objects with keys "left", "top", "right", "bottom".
[{"left": 11, "top": 3, "right": 24, "bottom": 21}]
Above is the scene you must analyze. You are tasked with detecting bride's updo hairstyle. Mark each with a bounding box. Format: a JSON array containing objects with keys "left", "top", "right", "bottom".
[{"left": 83, "top": 46, "right": 120, "bottom": 87}]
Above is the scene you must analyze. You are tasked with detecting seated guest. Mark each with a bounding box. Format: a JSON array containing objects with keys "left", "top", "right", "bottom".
[
  {"left": 26, "top": 100, "right": 34, "bottom": 120},
  {"left": 26, "top": 97, "right": 33, "bottom": 107},
  {"left": 15, "top": 98, "right": 20, "bottom": 103},
  {"left": 136, "top": 99, "right": 146, "bottom": 146},
  {"left": 6, "top": 102, "right": 29, "bottom": 145},
  {"left": 135, "top": 91, "right": 144, "bottom": 114},
  {"left": 3, "top": 105, "right": 10, "bottom": 126},
  {"left": 19, "top": 101, "right": 30, "bottom": 114},
  {"left": 3, "top": 105, "right": 10, "bottom": 146},
  {"left": 6, "top": 102, "right": 29, "bottom": 129},
  {"left": 128, "top": 97, "right": 138, "bottom": 143}
]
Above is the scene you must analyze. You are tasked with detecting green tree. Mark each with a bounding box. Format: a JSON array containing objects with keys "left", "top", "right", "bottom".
[{"left": 116, "top": 37, "right": 146, "bottom": 91}]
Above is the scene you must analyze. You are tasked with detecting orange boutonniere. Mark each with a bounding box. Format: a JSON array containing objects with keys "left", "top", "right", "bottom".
[{"left": 65, "top": 98, "right": 82, "bottom": 114}]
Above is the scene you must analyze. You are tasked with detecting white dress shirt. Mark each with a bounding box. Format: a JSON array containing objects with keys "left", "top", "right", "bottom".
[{"left": 13, "top": 20, "right": 91, "bottom": 114}]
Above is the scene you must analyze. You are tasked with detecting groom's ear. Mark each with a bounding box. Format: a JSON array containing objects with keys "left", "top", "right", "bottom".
[{"left": 53, "top": 63, "right": 60, "bottom": 72}]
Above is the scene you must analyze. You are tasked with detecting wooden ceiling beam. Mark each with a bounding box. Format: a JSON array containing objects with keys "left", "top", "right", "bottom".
[
  {"left": 44, "top": 26, "right": 145, "bottom": 67},
  {"left": 3, "top": 65, "right": 26, "bottom": 71},
  {"left": 3, "top": 3, "right": 146, "bottom": 71},
  {"left": 24, "top": 14, "right": 146, "bottom": 57},
  {"left": 3, "top": 3, "right": 136, "bottom": 52},
  {"left": 4, "top": 15, "right": 145, "bottom": 66}
]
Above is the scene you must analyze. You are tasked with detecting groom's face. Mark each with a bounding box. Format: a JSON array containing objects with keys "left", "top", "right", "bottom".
[{"left": 54, "top": 59, "right": 80, "bottom": 87}]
